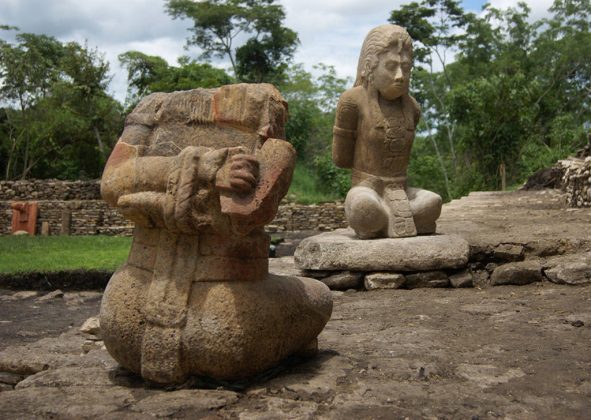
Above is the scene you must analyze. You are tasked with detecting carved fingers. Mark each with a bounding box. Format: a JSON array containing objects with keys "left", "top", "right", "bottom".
[{"left": 227, "top": 153, "right": 260, "bottom": 194}]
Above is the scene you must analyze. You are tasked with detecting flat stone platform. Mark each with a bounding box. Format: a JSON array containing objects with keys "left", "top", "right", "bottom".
[
  {"left": 295, "top": 229, "right": 469, "bottom": 271},
  {"left": 438, "top": 189, "right": 591, "bottom": 254}
]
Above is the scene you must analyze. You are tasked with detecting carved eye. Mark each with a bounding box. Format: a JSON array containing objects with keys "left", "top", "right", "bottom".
[{"left": 384, "top": 61, "right": 397, "bottom": 71}]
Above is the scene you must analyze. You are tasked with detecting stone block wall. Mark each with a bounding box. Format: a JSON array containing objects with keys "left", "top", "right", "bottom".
[
  {"left": 0, "top": 200, "right": 133, "bottom": 236},
  {"left": 0, "top": 180, "right": 101, "bottom": 201},
  {"left": 268, "top": 202, "right": 346, "bottom": 233},
  {"left": 0, "top": 180, "right": 347, "bottom": 235},
  {"left": 559, "top": 157, "right": 591, "bottom": 207}
]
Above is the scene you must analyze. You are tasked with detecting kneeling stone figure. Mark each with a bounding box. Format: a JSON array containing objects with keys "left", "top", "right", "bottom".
[
  {"left": 100, "top": 84, "right": 332, "bottom": 384},
  {"left": 333, "top": 24, "right": 442, "bottom": 239}
]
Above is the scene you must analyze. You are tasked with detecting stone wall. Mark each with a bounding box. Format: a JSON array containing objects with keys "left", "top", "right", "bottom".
[
  {"left": 0, "top": 180, "right": 101, "bottom": 201},
  {"left": 0, "top": 180, "right": 347, "bottom": 235},
  {"left": 559, "top": 157, "right": 591, "bottom": 207},
  {"left": 0, "top": 200, "right": 133, "bottom": 236}
]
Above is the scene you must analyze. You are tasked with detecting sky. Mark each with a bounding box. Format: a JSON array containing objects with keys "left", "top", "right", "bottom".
[{"left": 0, "top": 0, "right": 555, "bottom": 103}]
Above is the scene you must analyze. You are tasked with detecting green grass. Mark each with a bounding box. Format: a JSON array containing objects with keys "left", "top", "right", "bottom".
[
  {"left": 286, "top": 164, "right": 343, "bottom": 204},
  {"left": 0, "top": 236, "right": 132, "bottom": 273}
]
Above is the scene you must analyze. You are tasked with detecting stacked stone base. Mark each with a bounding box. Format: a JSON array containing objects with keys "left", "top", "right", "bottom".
[
  {"left": 294, "top": 229, "right": 471, "bottom": 290},
  {"left": 294, "top": 228, "right": 591, "bottom": 290}
]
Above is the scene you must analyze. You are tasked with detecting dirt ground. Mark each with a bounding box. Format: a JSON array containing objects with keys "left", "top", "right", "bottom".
[{"left": 0, "top": 189, "right": 590, "bottom": 419}]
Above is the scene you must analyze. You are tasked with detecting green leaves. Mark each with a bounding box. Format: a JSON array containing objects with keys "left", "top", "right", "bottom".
[
  {"left": 118, "top": 51, "right": 233, "bottom": 108},
  {"left": 392, "top": 0, "right": 591, "bottom": 196},
  {"left": 0, "top": 30, "right": 123, "bottom": 180},
  {"left": 165, "top": 0, "right": 298, "bottom": 83}
]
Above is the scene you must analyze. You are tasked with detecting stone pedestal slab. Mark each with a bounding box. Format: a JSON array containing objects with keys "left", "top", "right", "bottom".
[{"left": 294, "top": 228, "right": 469, "bottom": 272}]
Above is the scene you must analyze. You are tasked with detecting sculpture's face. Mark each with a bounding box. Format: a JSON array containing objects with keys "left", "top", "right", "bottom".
[{"left": 371, "top": 48, "right": 411, "bottom": 100}]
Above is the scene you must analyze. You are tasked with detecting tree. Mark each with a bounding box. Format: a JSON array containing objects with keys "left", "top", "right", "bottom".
[
  {"left": 0, "top": 28, "right": 123, "bottom": 180},
  {"left": 165, "top": 0, "right": 298, "bottom": 84},
  {"left": 119, "top": 51, "right": 233, "bottom": 107},
  {"left": 279, "top": 63, "right": 351, "bottom": 196},
  {"left": 390, "top": 0, "right": 591, "bottom": 198},
  {"left": 389, "top": 0, "right": 469, "bottom": 200}
]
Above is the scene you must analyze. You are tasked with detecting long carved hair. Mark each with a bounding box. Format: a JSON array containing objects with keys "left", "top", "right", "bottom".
[{"left": 354, "top": 24, "right": 413, "bottom": 88}]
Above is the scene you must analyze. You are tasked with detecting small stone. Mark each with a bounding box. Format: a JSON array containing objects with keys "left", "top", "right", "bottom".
[
  {"left": 493, "top": 244, "right": 524, "bottom": 262},
  {"left": 544, "top": 252, "right": 591, "bottom": 285},
  {"left": 405, "top": 271, "right": 449, "bottom": 289},
  {"left": 364, "top": 272, "right": 406, "bottom": 290},
  {"left": 320, "top": 271, "right": 363, "bottom": 290},
  {"left": 490, "top": 261, "right": 543, "bottom": 286},
  {"left": 485, "top": 263, "right": 497, "bottom": 273},
  {"left": 12, "top": 291, "right": 39, "bottom": 300},
  {"left": 12, "top": 230, "right": 28, "bottom": 236},
  {"left": 80, "top": 317, "right": 101, "bottom": 336},
  {"left": 449, "top": 270, "right": 473, "bottom": 288},
  {"left": 36, "top": 290, "right": 64, "bottom": 302}
]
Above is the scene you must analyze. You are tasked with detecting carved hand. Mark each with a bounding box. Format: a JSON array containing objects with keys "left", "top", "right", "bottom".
[
  {"left": 226, "top": 153, "right": 259, "bottom": 193},
  {"left": 215, "top": 147, "right": 260, "bottom": 195}
]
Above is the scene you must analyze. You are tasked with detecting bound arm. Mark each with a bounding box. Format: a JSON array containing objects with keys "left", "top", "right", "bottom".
[
  {"left": 332, "top": 89, "right": 359, "bottom": 168},
  {"left": 101, "top": 123, "right": 258, "bottom": 233}
]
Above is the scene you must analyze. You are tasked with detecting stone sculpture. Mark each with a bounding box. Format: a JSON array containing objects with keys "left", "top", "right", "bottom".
[
  {"left": 333, "top": 24, "right": 442, "bottom": 239},
  {"left": 295, "top": 25, "right": 469, "bottom": 290},
  {"left": 10, "top": 201, "right": 38, "bottom": 236},
  {"left": 100, "top": 84, "right": 332, "bottom": 384}
]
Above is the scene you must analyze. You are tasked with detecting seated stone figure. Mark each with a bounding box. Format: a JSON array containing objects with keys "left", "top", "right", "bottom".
[
  {"left": 333, "top": 24, "right": 442, "bottom": 239},
  {"left": 100, "top": 84, "right": 332, "bottom": 384}
]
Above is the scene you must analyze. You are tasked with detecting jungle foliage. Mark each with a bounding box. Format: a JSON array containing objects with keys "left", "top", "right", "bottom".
[{"left": 0, "top": 0, "right": 588, "bottom": 205}]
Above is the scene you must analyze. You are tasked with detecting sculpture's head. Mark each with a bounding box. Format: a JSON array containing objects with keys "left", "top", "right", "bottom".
[{"left": 354, "top": 24, "right": 413, "bottom": 100}]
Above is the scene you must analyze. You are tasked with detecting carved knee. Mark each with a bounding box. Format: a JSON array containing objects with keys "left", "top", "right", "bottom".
[
  {"left": 408, "top": 188, "right": 442, "bottom": 234},
  {"left": 345, "top": 186, "right": 388, "bottom": 239}
]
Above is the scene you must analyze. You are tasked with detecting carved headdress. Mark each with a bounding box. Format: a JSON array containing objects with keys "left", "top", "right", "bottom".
[{"left": 354, "top": 24, "right": 413, "bottom": 88}]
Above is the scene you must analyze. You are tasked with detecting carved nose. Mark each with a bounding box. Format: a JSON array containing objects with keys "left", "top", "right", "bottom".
[{"left": 394, "top": 67, "right": 404, "bottom": 83}]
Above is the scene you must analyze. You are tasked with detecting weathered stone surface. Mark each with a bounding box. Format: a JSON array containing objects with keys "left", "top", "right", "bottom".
[
  {"left": 405, "top": 271, "right": 449, "bottom": 289},
  {"left": 132, "top": 389, "right": 239, "bottom": 417},
  {"left": 449, "top": 270, "right": 474, "bottom": 288},
  {"left": 2, "top": 282, "right": 591, "bottom": 418},
  {"left": 16, "top": 367, "right": 123, "bottom": 389},
  {"left": 364, "top": 272, "right": 406, "bottom": 290},
  {"left": 294, "top": 229, "right": 469, "bottom": 271},
  {"left": 321, "top": 271, "right": 363, "bottom": 290},
  {"left": 333, "top": 25, "right": 442, "bottom": 239},
  {"left": 490, "top": 261, "right": 543, "bottom": 286},
  {"left": 0, "top": 386, "right": 134, "bottom": 418},
  {"left": 544, "top": 252, "right": 591, "bottom": 285},
  {"left": 0, "top": 330, "right": 91, "bottom": 375},
  {"left": 100, "top": 84, "right": 332, "bottom": 384}
]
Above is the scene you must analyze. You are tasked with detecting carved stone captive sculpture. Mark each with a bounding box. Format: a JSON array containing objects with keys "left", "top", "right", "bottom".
[
  {"left": 100, "top": 84, "right": 332, "bottom": 384},
  {"left": 333, "top": 24, "right": 442, "bottom": 239}
]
